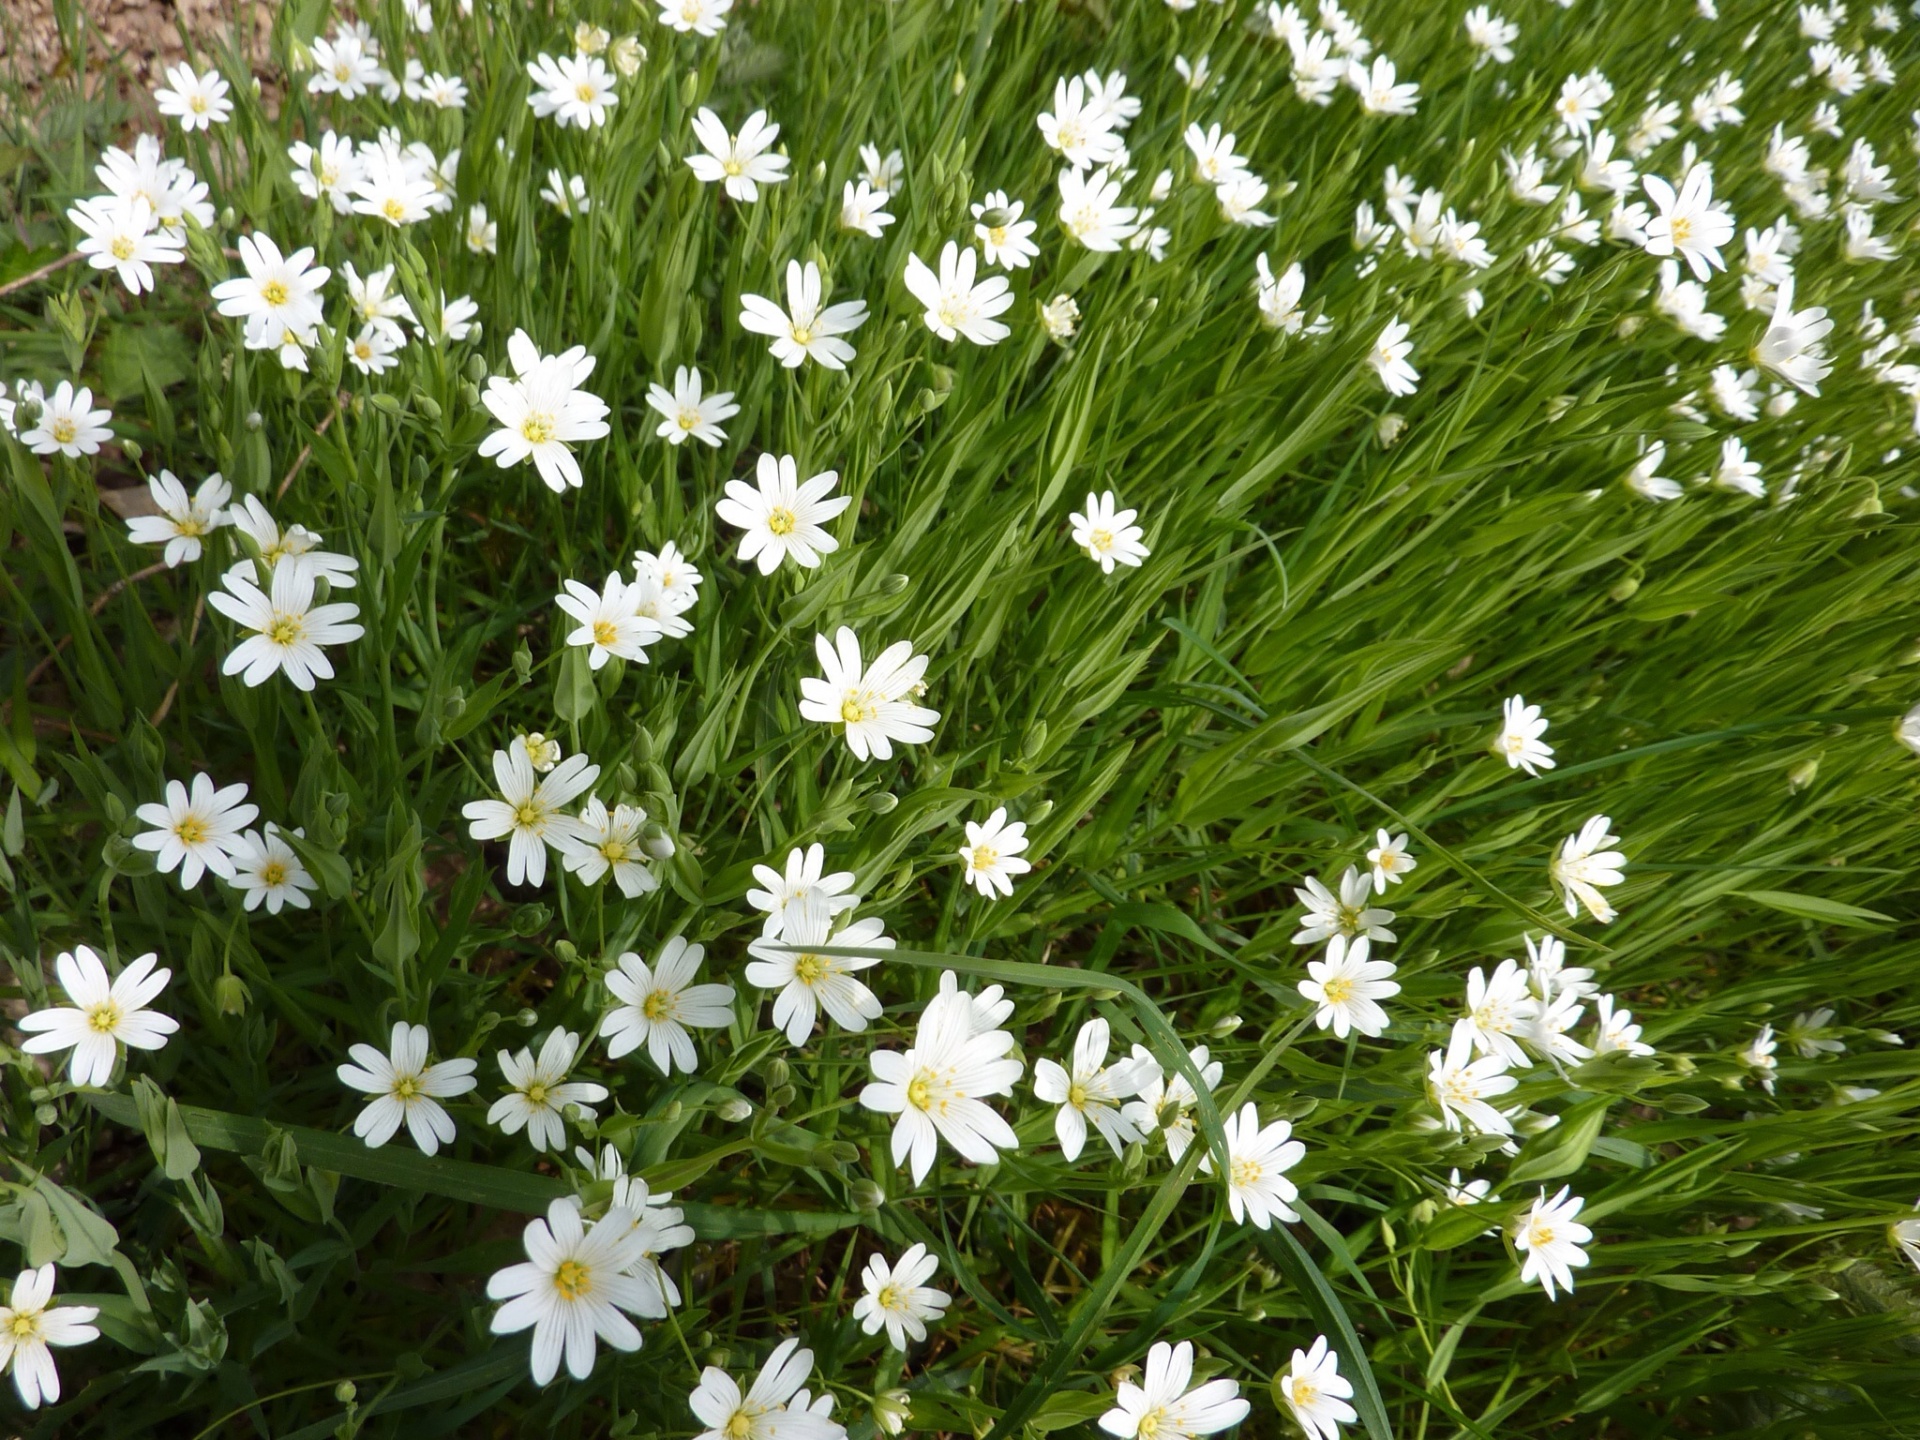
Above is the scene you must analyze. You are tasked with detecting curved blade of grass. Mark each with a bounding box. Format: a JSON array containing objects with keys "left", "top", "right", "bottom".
[{"left": 1260, "top": 1223, "right": 1396, "bottom": 1440}]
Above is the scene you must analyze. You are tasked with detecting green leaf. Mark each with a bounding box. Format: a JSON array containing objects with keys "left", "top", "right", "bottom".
[
  {"left": 1506, "top": 1098, "right": 1611, "bottom": 1186},
  {"left": 32, "top": 1175, "right": 121, "bottom": 1268},
  {"left": 1731, "top": 890, "right": 1896, "bottom": 929}
]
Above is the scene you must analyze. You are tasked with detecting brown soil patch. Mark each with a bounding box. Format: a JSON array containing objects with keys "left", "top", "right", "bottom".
[{"left": 1, "top": 0, "right": 276, "bottom": 116}]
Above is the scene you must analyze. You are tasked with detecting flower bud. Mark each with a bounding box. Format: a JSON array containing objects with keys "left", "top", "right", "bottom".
[
  {"left": 1787, "top": 757, "right": 1819, "bottom": 792},
  {"left": 717, "top": 1097, "right": 754, "bottom": 1122},
  {"left": 851, "top": 1179, "right": 885, "bottom": 1213},
  {"left": 334, "top": 1381, "right": 358, "bottom": 1404},
  {"left": 1209, "top": 1013, "right": 1242, "bottom": 1038},
  {"left": 120, "top": 438, "right": 143, "bottom": 464},
  {"left": 510, "top": 904, "right": 551, "bottom": 937},
  {"left": 214, "top": 973, "right": 251, "bottom": 1017},
  {"left": 873, "top": 1389, "right": 911, "bottom": 1436},
  {"left": 862, "top": 790, "right": 899, "bottom": 814},
  {"left": 680, "top": 69, "right": 700, "bottom": 108}
]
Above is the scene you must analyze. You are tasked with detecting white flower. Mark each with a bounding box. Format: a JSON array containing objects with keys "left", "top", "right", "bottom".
[
  {"left": 1347, "top": 54, "right": 1419, "bottom": 115},
  {"left": 1121, "top": 1044, "right": 1221, "bottom": 1163},
  {"left": 346, "top": 322, "right": 401, "bottom": 376},
  {"left": 904, "top": 242, "right": 1013, "bottom": 345},
  {"left": 19, "top": 381, "right": 112, "bottom": 457},
  {"left": 739, "top": 260, "right": 869, "bottom": 371},
  {"left": 124, "top": 468, "right": 230, "bottom": 566},
  {"left": 1625, "top": 441, "right": 1682, "bottom": 501},
  {"left": 1843, "top": 208, "right": 1897, "bottom": 263},
  {"left": 1042, "top": 293, "right": 1081, "bottom": 341},
  {"left": 350, "top": 144, "right": 441, "bottom": 227},
  {"left": 1293, "top": 867, "right": 1396, "bottom": 946},
  {"left": 1552, "top": 814, "right": 1626, "bottom": 923},
  {"left": 467, "top": 203, "right": 498, "bottom": 254},
  {"left": 1204, "top": 1101, "right": 1305, "bottom": 1228},
  {"left": 337, "top": 1022, "right": 478, "bottom": 1155},
  {"left": 602, "top": 938, "right": 735, "bottom": 1076},
  {"left": 658, "top": 0, "right": 733, "bottom": 37},
  {"left": 972, "top": 190, "right": 1040, "bottom": 269},
  {"left": 860, "top": 981, "right": 1023, "bottom": 1184},
  {"left": 1525, "top": 932, "right": 1597, "bottom": 1005},
  {"left": 223, "top": 495, "right": 357, "bottom": 588},
  {"left": 210, "top": 233, "right": 329, "bottom": 350},
  {"left": 1753, "top": 272, "right": 1833, "bottom": 395},
  {"left": 860, "top": 143, "right": 905, "bottom": 192},
  {"left": 541, "top": 169, "right": 591, "bottom": 216},
  {"left": 17, "top": 945, "right": 178, "bottom": 1087},
  {"left": 132, "top": 772, "right": 257, "bottom": 887},
  {"left": 1463, "top": 959, "right": 1541, "bottom": 1067},
  {"left": 489, "top": 1029, "right": 609, "bottom": 1153},
  {"left": 645, "top": 366, "right": 738, "bottom": 447},
  {"left": 635, "top": 541, "right": 704, "bottom": 615},
  {"left": 290, "top": 132, "right": 364, "bottom": 213},
  {"left": 488, "top": 1196, "right": 653, "bottom": 1383},
  {"left": 228, "top": 824, "right": 318, "bottom": 914},
  {"left": 1254, "top": 255, "right": 1319, "bottom": 335},
  {"left": 209, "top": 562, "right": 365, "bottom": 691},
  {"left": 1890, "top": 1203, "right": 1920, "bottom": 1274},
  {"left": 840, "top": 181, "right": 896, "bottom": 239},
  {"left": 1033, "top": 1018, "right": 1153, "bottom": 1161},
  {"left": 1277, "top": 1336, "right": 1357, "bottom": 1440},
  {"left": 1592, "top": 994, "right": 1654, "bottom": 1058},
  {"left": 1739, "top": 1023, "right": 1779, "bottom": 1093},
  {"left": 1427, "top": 1017, "right": 1518, "bottom": 1133},
  {"left": 526, "top": 52, "right": 618, "bottom": 129},
  {"left": 479, "top": 331, "right": 611, "bottom": 493},
  {"left": 852, "top": 1244, "right": 950, "bottom": 1350},
  {"left": 1070, "top": 491, "right": 1150, "bottom": 573},
  {"left": 689, "top": 1339, "right": 843, "bottom": 1440},
  {"left": 1641, "top": 165, "right": 1735, "bottom": 281},
  {"left": 1364, "top": 829, "right": 1415, "bottom": 893},
  {"left": 556, "top": 572, "right": 666, "bottom": 669},
  {"left": 0, "top": 1266, "right": 99, "bottom": 1410},
  {"left": 1495, "top": 694, "right": 1554, "bottom": 775},
  {"left": 307, "top": 31, "right": 384, "bottom": 98},
  {"left": 1463, "top": 6, "right": 1518, "bottom": 65},
  {"left": 1097, "top": 1339, "right": 1249, "bottom": 1440},
  {"left": 716, "top": 453, "right": 851, "bottom": 575},
  {"left": 341, "top": 260, "right": 417, "bottom": 344},
  {"left": 798, "top": 626, "right": 940, "bottom": 762},
  {"left": 1218, "top": 176, "right": 1276, "bottom": 228},
  {"left": 1553, "top": 70, "right": 1613, "bottom": 139},
  {"left": 747, "top": 842, "right": 860, "bottom": 939},
  {"left": 957, "top": 807, "right": 1032, "bottom": 898},
  {"left": 1058, "top": 165, "right": 1139, "bottom": 250},
  {"left": 1185, "top": 123, "right": 1252, "bottom": 187},
  {"left": 745, "top": 910, "right": 889, "bottom": 1046},
  {"left": 461, "top": 743, "right": 600, "bottom": 888},
  {"left": 1038, "top": 76, "right": 1126, "bottom": 170},
  {"left": 685, "top": 108, "right": 788, "bottom": 202},
  {"left": 1299, "top": 934, "right": 1400, "bottom": 1039},
  {"left": 565, "top": 798, "right": 660, "bottom": 897},
  {"left": 1367, "top": 317, "right": 1419, "bottom": 396},
  {"left": 154, "top": 63, "right": 232, "bottom": 130},
  {"left": 1654, "top": 259, "right": 1727, "bottom": 342},
  {"left": 1513, "top": 1187, "right": 1593, "bottom": 1300},
  {"left": 68, "top": 194, "right": 183, "bottom": 294}
]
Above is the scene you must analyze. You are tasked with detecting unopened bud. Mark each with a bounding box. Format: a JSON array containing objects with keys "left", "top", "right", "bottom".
[
  {"left": 120, "top": 438, "right": 143, "bottom": 464},
  {"left": 214, "top": 973, "right": 251, "bottom": 1017},
  {"left": 1608, "top": 575, "right": 1641, "bottom": 602},
  {"left": 862, "top": 790, "right": 899, "bottom": 815},
  {"left": 765, "top": 1058, "right": 791, "bottom": 1089},
  {"left": 851, "top": 1179, "right": 886, "bottom": 1213},
  {"left": 1209, "top": 1014, "right": 1242, "bottom": 1038},
  {"left": 334, "top": 1381, "right": 358, "bottom": 1405},
  {"left": 717, "top": 1097, "right": 753, "bottom": 1122},
  {"left": 679, "top": 69, "right": 700, "bottom": 108},
  {"left": 873, "top": 1389, "right": 911, "bottom": 1436},
  {"left": 1787, "top": 757, "right": 1819, "bottom": 792}
]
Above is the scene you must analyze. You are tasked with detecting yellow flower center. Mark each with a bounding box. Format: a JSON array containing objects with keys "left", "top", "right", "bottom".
[
  {"left": 266, "top": 613, "right": 305, "bottom": 647},
  {"left": 970, "top": 843, "right": 998, "bottom": 872},
  {"left": 1530, "top": 1221, "right": 1555, "bottom": 1246},
  {"left": 767, "top": 506, "right": 797, "bottom": 536},
  {"left": 592, "top": 619, "right": 620, "bottom": 647},
  {"left": 9, "top": 1314, "right": 39, "bottom": 1340},
  {"left": 1321, "top": 976, "right": 1354, "bottom": 1004},
  {"left": 526, "top": 1081, "right": 550, "bottom": 1107},
  {"left": 521, "top": 413, "right": 556, "bottom": 445},
  {"left": 642, "top": 990, "right": 672, "bottom": 1021},
  {"left": 677, "top": 407, "right": 705, "bottom": 432},
  {"left": 262, "top": 279, "right": 289, "bottom": 307},
  {"left": 190, "top": 94, "right": 209, "bottom": 113},
  {"left": 906, "top": 1074, "right": 933, "bottom": 1111},
  {"left": 111, "top": 235, "right": 137, "bottom": 260},
  {"left": 1137, "top": 1410, "right": 1164, "bottom": 1440},
  {"left": 794, "top": 952, "right": 826, "bottom": 985},
  {"left": 1088, "top": 527, "right": 1114, "bottom": 553},
  {"left": 174, "top": 815, "right": 209, "bottom": 846},
  {"left": 724, "top": 1415, "right": 753, "bottom": 1440},
  {"left": 1066, "top": 1081, "right": 1089, "bottom": 1110},
  {"left": 575, "top": 83, "right": 597, "bottom": 104},
  {"left": 86, "top": 1000, "right": 123, "bottom": 1034},
  {"left": 51, "top": 419, "right": 77, "bottom": 444},
  {"left": 513, "top": 801, "right": 545, "bottom": 830},
  {"left": 1669, "top": 216, "right": 1693, "bottom": 245},
  {"left": 383, "top": 197, "right": 407, "bottom": 222},
  {"left": 1289, "top": 1378, "right": 1319, "bottom": 1407},
  {"left": 1231, "top": 1157, "right": 1263, "bottom": 1188},
  {"left": 840, "top": 693, "right": 874, "bottom": 724},
  {"left": 876, "top": 1283, "right": 902, "bottom": 1311},
  {"left": 989, "top": 225, "right": 1007, "bottom": 244},
  {"left": 176, "top": 517, "right": 207, "bottom": 537},
  {"left": 722, "top": 158, "right": 743, "bottom": 176},
  {"left": 599, "top": 839, "right": 630, "bottom": 864},
  {"left": 790, "top": 325, "right": 814, "bottom": 345},
  {"left": 260, "top": 860, "right": 288, "bottom": 887},
  {"left": 554, "top": 1258, "right": 592, "bottom": 1299},
  {"left": 394, "top": 1075, "right": 420, "bottom": 1100}
]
